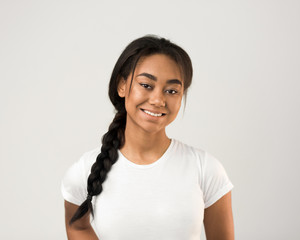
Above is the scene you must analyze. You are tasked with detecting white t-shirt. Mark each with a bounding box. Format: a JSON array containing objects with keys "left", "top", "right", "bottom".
[{"left": 61, "top": 138, "right": 233, "bottom": 240}]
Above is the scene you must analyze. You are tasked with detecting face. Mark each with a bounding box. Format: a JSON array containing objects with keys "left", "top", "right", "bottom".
[{"left": 117, "top": 54, "right": 184, "bottom": 135}]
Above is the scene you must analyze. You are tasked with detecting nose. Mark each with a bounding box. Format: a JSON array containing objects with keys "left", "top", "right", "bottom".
[{"left": 149, "top": 89, "right": 166, "bottom": 107}]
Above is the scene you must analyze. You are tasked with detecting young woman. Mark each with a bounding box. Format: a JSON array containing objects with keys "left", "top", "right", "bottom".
[{"left": 61, "top": 35, "right": 234, "bottom": 240}]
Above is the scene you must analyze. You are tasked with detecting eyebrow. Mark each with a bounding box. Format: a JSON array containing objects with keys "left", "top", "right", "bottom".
[{"left": 136, "top": 72, "right": 182, "bottom": 86}]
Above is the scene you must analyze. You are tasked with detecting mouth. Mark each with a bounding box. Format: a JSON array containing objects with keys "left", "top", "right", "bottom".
[{"left": 140, "top": 108, "right": 166, "bottom": 117}]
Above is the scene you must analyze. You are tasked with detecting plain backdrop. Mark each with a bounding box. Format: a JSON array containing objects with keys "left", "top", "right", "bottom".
[{"left": 1, "top": 0, "right": 299, "bottom": 239}]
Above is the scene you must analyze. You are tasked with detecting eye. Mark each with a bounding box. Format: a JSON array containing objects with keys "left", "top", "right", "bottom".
[
  {"left": 140, "top": 83, "right": 152, "bottom": 89},
  {"left": 166, "top": 89, "right": 178, "bottom": 95}
]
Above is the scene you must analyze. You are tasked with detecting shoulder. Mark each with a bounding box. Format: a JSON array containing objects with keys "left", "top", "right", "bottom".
[
  {"left": 172, "top": 138, "right": 206, "bottom": 166},
  {"left": 67, "top": 147, "right": 101, "bottom": 178},
  {"left": 61, "top": 147, "right": 101, "bottom": 205},
  {"left": 79, "top": 147, "right": 101, "bottom": 171},
  {"left": 173, "top": 139, "right": 225, "bottom": 170},
  {"left": 172, "top": 138, "right": 205, "bottom": 157},
  {"left": 172, "top": 139, "right": 233, "bottom": 198}
]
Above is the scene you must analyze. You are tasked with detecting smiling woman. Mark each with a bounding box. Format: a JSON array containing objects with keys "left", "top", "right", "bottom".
[{"left": 61, "top": 35, "right": 234, "bottom": 240}]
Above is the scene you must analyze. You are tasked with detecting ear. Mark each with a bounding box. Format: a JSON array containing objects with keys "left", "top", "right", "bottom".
[{"left": 117, "top": 78, "right": 126, "bottom": 98}]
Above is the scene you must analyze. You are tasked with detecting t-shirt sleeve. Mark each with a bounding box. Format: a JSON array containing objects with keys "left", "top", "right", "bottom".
[
  {"left": 201, "top": 151, "right": 234, "bottom": 209},
  {"left": 61, "top": 153, "right": 89, "bottom": 206}
]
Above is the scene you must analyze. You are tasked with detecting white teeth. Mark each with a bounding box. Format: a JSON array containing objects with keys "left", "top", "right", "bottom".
[{"left": 143, "top": 109, "right": 163, "bottom": 117}]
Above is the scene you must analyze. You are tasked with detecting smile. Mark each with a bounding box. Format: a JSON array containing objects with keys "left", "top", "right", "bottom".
[{"left": 141, "top": 109, "right": 166, "bottom": 117}]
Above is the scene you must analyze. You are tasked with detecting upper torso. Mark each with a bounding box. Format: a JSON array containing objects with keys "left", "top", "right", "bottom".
[{"left": 61, "top": 138, "right": 233, "bottom": 240}]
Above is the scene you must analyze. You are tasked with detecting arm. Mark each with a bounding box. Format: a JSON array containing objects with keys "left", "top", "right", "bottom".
[
  {"left": 203, "top": 191, "right": 234, "bottom": 240},
  {"left": 64, "top": 200, "right": 99, "bottom": 240}
]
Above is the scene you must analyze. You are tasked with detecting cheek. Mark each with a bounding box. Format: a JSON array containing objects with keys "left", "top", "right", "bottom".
[
  {"left": 133, "top": 89, "right": 146, "bottom": 99},
  {"left": 125, "top": 88, "right": 145, "bottom": 108},
  {"left": 168, "top": 98, "right": 182, "bottom": 112}
]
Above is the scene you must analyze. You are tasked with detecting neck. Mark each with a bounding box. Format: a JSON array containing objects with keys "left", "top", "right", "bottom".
[{"left": 119, "top": 123, "right": 171, "bottom": 165}]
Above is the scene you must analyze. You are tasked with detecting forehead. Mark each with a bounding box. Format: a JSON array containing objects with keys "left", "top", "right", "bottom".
[{"left": 134, "top": 54, "right": 183, "bottom": 82}]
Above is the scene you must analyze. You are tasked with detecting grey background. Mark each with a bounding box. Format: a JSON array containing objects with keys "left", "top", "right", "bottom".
[{"left": 1, "top": 0, "right": 299, "bottom": 239}]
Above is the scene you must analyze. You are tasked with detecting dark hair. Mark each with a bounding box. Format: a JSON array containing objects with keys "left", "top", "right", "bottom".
[{"left": 69, "top": 34, "right": 193, "bottom": 225}]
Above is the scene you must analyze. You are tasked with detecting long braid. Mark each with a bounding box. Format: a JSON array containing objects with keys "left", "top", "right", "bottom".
[{"left": 69, "top": 109, "right": 126, "bottom": 224}]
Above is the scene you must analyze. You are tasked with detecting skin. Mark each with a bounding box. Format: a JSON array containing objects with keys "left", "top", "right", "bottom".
[
  {"left": 204, "top": 192, "right": 234, "bottom": 240},
  {"left": 64, "top": 53, "right": 234, "bottom": 239},
  {"left": 64, "top": 201, "right": 98, "bottom": 240},
  {"left": 117, "top": 54, "right": 184, "bottom": 164}
]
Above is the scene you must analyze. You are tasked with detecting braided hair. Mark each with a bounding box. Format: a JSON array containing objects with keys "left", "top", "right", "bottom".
[{"left": 69, "top": 34, "right": 193, "bottom": 225}]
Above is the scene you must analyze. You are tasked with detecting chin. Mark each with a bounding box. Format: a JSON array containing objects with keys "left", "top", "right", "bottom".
[{"left": 139, "top": 124, "right": 165, "bottom": 134}]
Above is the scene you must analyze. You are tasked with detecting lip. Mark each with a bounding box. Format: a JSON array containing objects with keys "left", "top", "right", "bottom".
[{"left": 140, "top": 108, "right": 166, "bottom": 115}]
